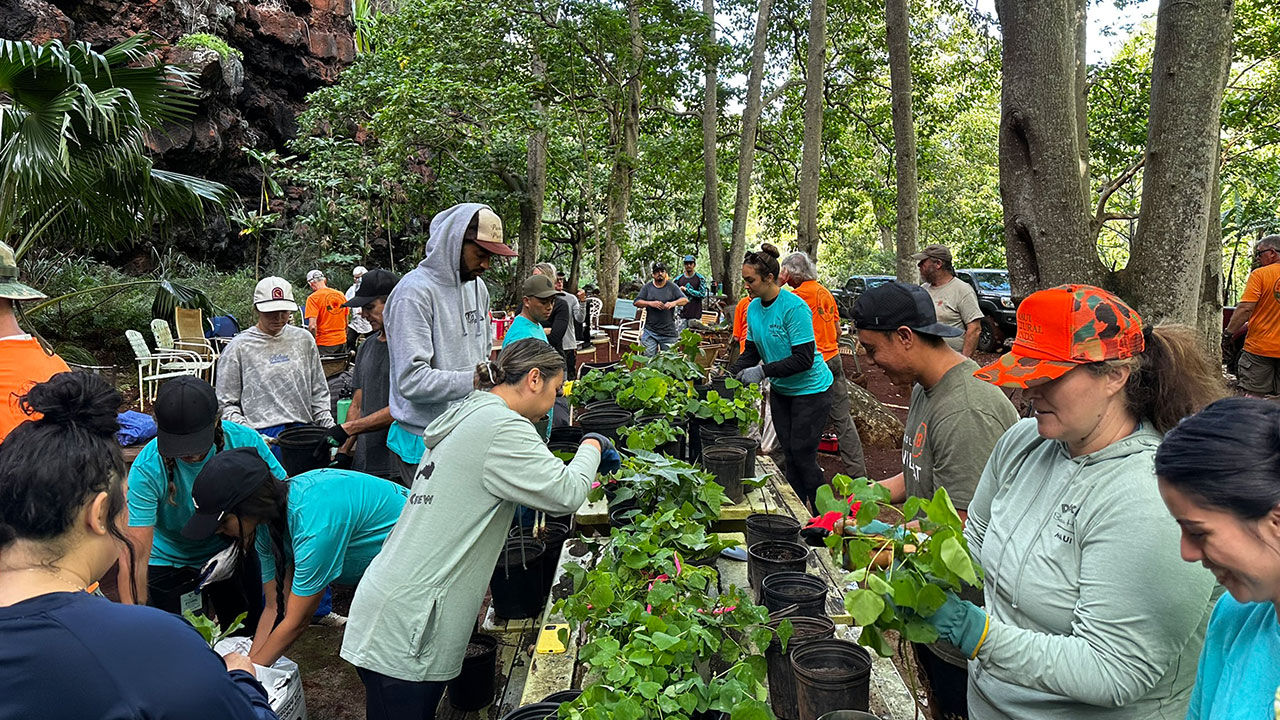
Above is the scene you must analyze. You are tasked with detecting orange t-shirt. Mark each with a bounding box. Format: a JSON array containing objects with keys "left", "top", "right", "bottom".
[
  {"left": 0, "top": 336, "right": 71, "bottom": 441},
  {"left": 733, "top": 296, "right": 751, "bottom": 352},
  {"left": 791, "top": 280, "right": 840, "bottom": 361},
  {"left": 1241, "top": 263, "right": 1280, "bottom": 357},
  {"left": 304, "top": 287, "right": 350, "bottom": 347}
]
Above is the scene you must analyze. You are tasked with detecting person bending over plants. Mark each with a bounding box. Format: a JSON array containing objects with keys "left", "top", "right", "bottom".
[
  {"left": 1155, "top": 397, "right": 1280, "bottom": 719},
  {"left": 181, "top": 448, "right": 409, "bottom": 667},
  {"left": 0, "top": 372, "right": 276, "bottom": 720},
  {"left": 934, "top": 285, "right": 1226, "bottom": 720},
  {"left": 340, "top": 338, "right": 619, "bottom": 720},
  {"left": 727, "top": 244, "right": 834, "bottom": 511}
]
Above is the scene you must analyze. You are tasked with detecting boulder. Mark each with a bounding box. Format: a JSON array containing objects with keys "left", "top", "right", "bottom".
[{"left": 848, "top": 381, "right": 903, "bottom": 450}]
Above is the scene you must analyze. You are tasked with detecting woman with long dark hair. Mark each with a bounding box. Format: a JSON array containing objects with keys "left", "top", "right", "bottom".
[
  {"left": 727, "top": 243, "right": 834, "bottom": 510},
  {"left": 1155, "top": 396, "right": 1280, "bottom": 718},
  {"left": 0, "top": 372, "right": 275, "bottom": 720},
  {"left": 926, "top": 285, "right": 1227, "bottom": 719},
  {"left": 182, "top": 449, "right": 409, "bottom": 667},
  {"left": 341, "top": 338, "right": 617, "bottom": 720}
]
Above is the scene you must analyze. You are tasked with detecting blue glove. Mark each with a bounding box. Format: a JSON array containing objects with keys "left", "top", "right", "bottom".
[
  {"left": 583, "top": 433, "right": 621, "bottom": 474},
  {"left": 735, "top": 365, "right": 765, "bottom": 384},
  {"left": 856, "top": 519, "right": 907, "bottom": 539},
  {"left": 924, "top": 592, "right": 989, "bottom": 658}
]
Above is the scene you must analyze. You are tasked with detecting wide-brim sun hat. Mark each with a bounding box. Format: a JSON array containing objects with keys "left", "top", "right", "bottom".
[{"left": 975, "top": 284, "right": 1145, "bottom": 388}]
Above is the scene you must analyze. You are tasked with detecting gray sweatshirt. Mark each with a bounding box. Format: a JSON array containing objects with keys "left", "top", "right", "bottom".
[
  {"left": 215, "top": 324, "right": 334, "bottom": 429},
  {"left": 965, "top": 418, "right": 1217, "bottom": 720},
  {"left": 384, "top": 203, "right": 495, "bottom": 437},
  {"left": 340, "top": 390, "right": 596, "bottom": 681}
]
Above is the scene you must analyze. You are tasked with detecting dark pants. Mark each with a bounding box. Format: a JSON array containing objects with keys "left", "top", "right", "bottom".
[
  {"left": 769, "top": 383, "right": 834, "bottom": 510},
  {"left": 396, "top": 456, "right": 419, "bottom": 488},
  {"left": 357, "top": 667, "right": 448, "bottom": 720},
  {"left": 913, "top": 643, "right": 970, "bottom": 719},
  {"left": 560, "top": 347, "right": 578, "bottom": 380},
  {"left": 147, "top": 552, "right": 264, "bottom": 632}
]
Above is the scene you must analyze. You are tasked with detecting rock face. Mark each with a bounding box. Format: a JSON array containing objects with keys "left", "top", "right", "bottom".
[{"left": 2, "top": 0, "right": 356, "bottom": 262}]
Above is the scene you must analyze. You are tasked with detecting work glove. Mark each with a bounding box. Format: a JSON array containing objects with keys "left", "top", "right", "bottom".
[
  {"left": 924, "top": 592, "right": 990, "bottom": 659},
  {"left": 856, "top": 519, "right": 908, "bottom": 540},
  {"left": 735, "top": 365, "right": 766, "bottom": 385},
  {"left": 325, "top": 425, "right": 350, "bottom": 446},
  {"left": 583, "top": 433, "right": 621, "bottom": 474},
  {"left": 799, "top": 497, "right": 863, "bottom": 546},
  {"left": 332, "top": 451, "right": 354, "bottom": 470}
]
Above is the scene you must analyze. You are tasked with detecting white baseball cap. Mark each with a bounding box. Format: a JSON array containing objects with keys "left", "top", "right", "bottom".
[
  {"left": 305, "top": 269, "right": 325, "bottom": 283},
  {"left": 253, "top": 276, "right": 299, "bottom": 312},
  {"left": 353, "top": 266, "right": 367, "bottom": 278}
]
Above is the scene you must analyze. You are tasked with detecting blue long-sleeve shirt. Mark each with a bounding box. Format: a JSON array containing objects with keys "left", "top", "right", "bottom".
[{"left": 0, "top": 591, "right": 277, "bottom": 720}]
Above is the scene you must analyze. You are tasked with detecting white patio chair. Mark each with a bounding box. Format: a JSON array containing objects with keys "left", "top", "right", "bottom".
[
  {"left": 126, "top": 329, "right": 215, "bottom": 409},
  {"left": 616, "top": 308, "right": 646, "bottom": 354},
  {"left": 151, "top": 319, "right": 216, "bottom": 381}
]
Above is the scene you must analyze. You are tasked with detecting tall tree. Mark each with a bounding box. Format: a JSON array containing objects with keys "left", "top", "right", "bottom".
[
  {"left": 700, "top": 0, "right": 723, "bottom": 294},
  {"left": 796, "top": 0, "right": 827, "bottom": 257},
  {"left": 600, "top": 0, "right": 645, "bottom": 315},
  {"left": 885, "top": 0, "right": 917, "bottom": 282},
  {"left": 729, "top": 0, "right": 774, "bottom": 299},
  {"left": 1120, "top": 0, "right": 1234, "bottom": 332}
]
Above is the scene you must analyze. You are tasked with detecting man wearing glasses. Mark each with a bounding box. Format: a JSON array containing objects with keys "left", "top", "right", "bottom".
[
  {"left": 1225, "top": 234, "right": 1280, "bottom": 396},
  {"left": 914, "top": 243, "right": 982, "bottom": 357}
]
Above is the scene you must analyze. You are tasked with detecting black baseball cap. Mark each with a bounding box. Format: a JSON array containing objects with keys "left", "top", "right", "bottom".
[
  {"left": 182, "top": 447, "right": 274, "bottom": 540},
  {"left": 155, "top": 377, "right": 220, "bottom": 459},
  {"left": 344, "top": 268, "right": 401, "bottom": 308},
  {"left": 853, "top": 281, "right": 963, "bottom": 338}
]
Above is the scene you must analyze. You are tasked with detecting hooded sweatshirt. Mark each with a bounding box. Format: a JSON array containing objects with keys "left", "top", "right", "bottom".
[
  {"left": 215, "top": 324, "right": 334, "bottom": 429},
  {"left": 384, "top": 203, "right": 496, "bottom": 439},
  {"left": 964, "top": 418, "right": 1217, "bottom": 720},
  {"left": 340, "top": 390, "right": 597, "bottom": 682}
]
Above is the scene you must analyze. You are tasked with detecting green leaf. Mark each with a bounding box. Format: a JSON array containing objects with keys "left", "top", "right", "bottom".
[
  {"left": 637, "top": 681, "right": 662, "bottom": 699},
  {"left": 650, "top": 631, "right": 682, "bottom": 650},
  {"left": 844, "top": 588, "right": 886, "bottom": 625},
  {"left": 939, "top": 536, "right": 980, "bottom": 586},
  {"left": 866, "top": 572, "right": 892, "bottom": 595},
  {"left": 903, "top": 618, "right": 941, "bottom": 644},
  {"left": 858, "top": 624, "right": 894, "bottom": 657},
  {"left": 814, "top": 484, "right": 846, "bottom": 515},
  {"left": 917, "top": 583, "right": 947, "bottom": 616},
  {"left": 890, "top": 575, "right": 919, "bottom": 610}
]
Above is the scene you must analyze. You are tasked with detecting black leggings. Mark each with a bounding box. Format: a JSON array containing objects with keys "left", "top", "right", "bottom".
[
  {"left": 769, "top": 383, "right": 834, "bottom": 509},
  {"left": 147, "top": 551, "right": 264, "bottom": 631},
  {"left": 357, "top": 667, "right": 448, "bottom": 720}
]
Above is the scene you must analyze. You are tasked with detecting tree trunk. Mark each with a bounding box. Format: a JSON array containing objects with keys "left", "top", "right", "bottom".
[
  {"left": 600, "top": 0, "right": 644, "bottom": 317},
  {"left": 994, "top": 0, "right": 1099, "bottom": 299},
  {"left": 1197, "top": 162, "right": 1224, "bottom": 354},
  {"left": 701, "top": 0, "right": 724, "bottom": 295},
  {"left": 519, "top": 7, "right": 556, "bottom": 296},
  {"left": 795, "top": 0, "right": 826, "bottom": 258},
  {"left": 885, "top": 0, "right": 917, "bottom": 283},
  {"left": 729, "top": 0, "right": 773, "bottom": 300},
  {"left": 1121, "top": 0, "right": 1233, "bottom": 333}
]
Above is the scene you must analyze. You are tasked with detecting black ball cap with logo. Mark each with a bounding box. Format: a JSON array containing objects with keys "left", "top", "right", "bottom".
[
  {"left": 155, "top": 377, "right": 220, "bottom": 459},
  {"left": 181, "top": 447, "right": 273, "bottom": 540}
]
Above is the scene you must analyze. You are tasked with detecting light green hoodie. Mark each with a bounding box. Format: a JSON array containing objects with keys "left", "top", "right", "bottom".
[
  {"left": 965, "top": 418, "right": 1217, "bottom": 720},
  {"left": 340, "top": 390, "right": 597, "bottom": 682}
]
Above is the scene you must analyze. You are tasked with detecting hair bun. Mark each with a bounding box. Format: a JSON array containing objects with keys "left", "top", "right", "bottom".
[
  {"left": 759, "top": 243, "right": 780, "bottom": 259},
  {"left": 19, "top": 372, "right": 121, "bottom": 437}
]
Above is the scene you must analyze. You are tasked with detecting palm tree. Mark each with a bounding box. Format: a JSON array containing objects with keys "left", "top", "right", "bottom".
[{"left": 0, "top": 33, "right": 236, "bottom": 261}]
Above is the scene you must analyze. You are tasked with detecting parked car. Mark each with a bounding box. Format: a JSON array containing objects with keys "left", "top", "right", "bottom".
[
  {"left": 832, "top": 274, "right": 895, "bottom": 319},
  {"left": 955, "top": 268, "right": 1018, "bottom": 353}
]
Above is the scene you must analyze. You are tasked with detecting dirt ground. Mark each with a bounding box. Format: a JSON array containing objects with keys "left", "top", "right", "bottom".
[{"left": 293, "top": 346, "right": 1012, "bottom": 719}]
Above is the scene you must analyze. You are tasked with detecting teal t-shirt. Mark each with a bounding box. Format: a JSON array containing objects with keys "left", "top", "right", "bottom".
[
  {"left": 1187, "top": 594, "right": 1280, "bottom": 720},
  {"left": 502, "top": 315, "right": 549, "bottom": 347},
  {"left": 256, "top": 468, "right": 409, "bottom": 597},
  {"left": 127, "top": 421, "right": 288, "bottom": 568},
  {"left": 387, "top": 421, "right": 424, "bottom": 465},
  {"left": 745, "top": 291, "right": 833, "bottom": 396}
]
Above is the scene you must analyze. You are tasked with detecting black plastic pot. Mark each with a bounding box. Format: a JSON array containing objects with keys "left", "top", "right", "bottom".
[
  {"left": 748, "top": 541, "right": 810, "bottom": 599},
  {"left": 274, "top": 424, "right": 329, "bottom": 476},
  {"left": 579, "top": 361, "right": 617, "bottom": 376},
  {"left": 447, "top": 634, "right": 499, "bottom": 711},
  {"left": 576, "top": 408, "right": 635, "bottom": 442},
  {"left": 760, "top": 571, "right": 828, "bottom": 618},
  {"left": 540, "top": 689, "right": 583, "bottom": 705},
  {"left": 766, "top": 615, "right": 836, "bottom": 720},
  {"left": 715, "top": 435, "right": 760, "bottom": 476},
  {"left": 608, "top": 505, "right": 641, "bottom": 529},
  {"left": 791, "top": 639, "right": 873, "bottom": 719},
  {"left": 490, "top": 538, "right": 547, "bottom": 619},
  {"left": 702, "top": 446, "right": 747, "bottom": 502},
  {"left": 816, "top": 713, "right": 882, "bottom": 720},
  {"left": 499, "top": 702, "right": 563, "bottom": 720},
  {"left": 548, "top": 426, "right": 586, "bottom": 446},
  {"left": 509, "top": 522, "right": 572, "bottom": 598},
  {"left": 745, "top": 514, "right": 802, "bottom": 548},
  {"left": 693, "top": 418, "right": 741, "bottom": 464},
  {"left": 583, "top": 399, "right": 623, "bottom": 414},
  {"left": 634, "top": 414, "right": 687, "bottom": 459}
]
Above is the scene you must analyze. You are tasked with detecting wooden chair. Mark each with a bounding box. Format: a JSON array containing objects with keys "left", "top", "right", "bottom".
[
  {"left": 700, "top": 310, "right": 719, "bottom": 326},
  {"left": 126, "top": 329, "right": 213, "bottom": 409},
  {"left": 151, "top": 319, "right": 217, "bottom": 374},
  {"left": 173, "top": 308, "right": 220, "bottom": 362}
]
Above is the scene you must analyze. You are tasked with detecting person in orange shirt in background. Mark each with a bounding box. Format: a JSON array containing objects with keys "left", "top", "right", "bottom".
[
  {"left": 304, "top": 269, "right": 351, "bottom": 356},
  {"left": 780, "top": 251, "right": 866, "bottom": 478},
  {"left": 733, "top": 294, "right": 751, "bottom": 354},
  {"left": 1225, "top": 234, "right": 1280, "bottom": 396},
  {"left": 0, "top": 241, "right": 69, "bottom": 442}
]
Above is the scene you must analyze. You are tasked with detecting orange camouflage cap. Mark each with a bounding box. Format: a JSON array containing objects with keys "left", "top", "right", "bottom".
[{"left": 975, "top": 284, "right": 1144, "bottom": 388}]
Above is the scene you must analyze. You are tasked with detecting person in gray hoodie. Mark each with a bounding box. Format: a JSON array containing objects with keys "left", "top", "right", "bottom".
[
  {"left": 340, "top": 339, "right": 618, "bottom": 720},
  {"left": 383, "top": 203, "right": 517, "bottom": 487},
  {"left": 925, "top": 285, "right": 1227, "bottom": 720}
]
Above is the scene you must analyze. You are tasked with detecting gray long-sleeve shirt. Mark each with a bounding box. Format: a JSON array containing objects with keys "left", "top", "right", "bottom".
[{"left": 215, "top": 324, "right": 334, "bottom": 429}]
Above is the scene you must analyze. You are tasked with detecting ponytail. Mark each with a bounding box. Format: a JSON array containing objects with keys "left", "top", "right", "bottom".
[
  {"left": 475, "top": 338, "right": 566, "bottom": 390},
  {"left": 743, "top": 243, "right": 781, "bottom": 282},
  {"left": 227, "top": 477, "right": 290, "bottom": 611}
]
